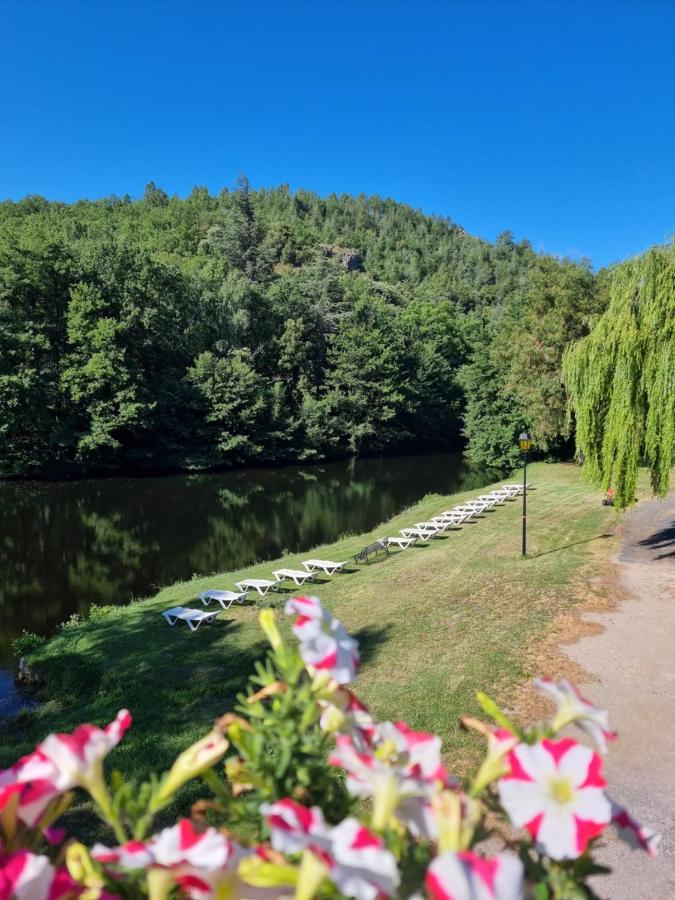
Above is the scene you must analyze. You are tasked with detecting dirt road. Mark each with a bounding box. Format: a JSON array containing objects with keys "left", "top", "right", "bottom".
[{"left": 565, "top": 495, "right": 675, "bottom": 898}]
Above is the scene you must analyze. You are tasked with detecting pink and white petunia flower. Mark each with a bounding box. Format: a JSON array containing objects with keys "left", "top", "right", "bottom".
[
  {"left": 94, "top": 820, "right": 232, "bottom": 873},
  {"left": 0, "top": 750, "right": 63, "bottom": 827},
  {"left": 262, "top": 801, "right": 399, "bottom": 899},
  {"left": 285, "top": 596, "right": 359, "bottom": 685},
  {"left": 426, "top": 850, "right": 524, "bottom": 900},
  {"left": 375, "top": 721, "right": 450, "bottom": 784},
  {"left": 610, "top": 801, "right": 661, "bottom": 858},
  {"left": 150, "top": 819, "right": 233, "bottom": 870},
  {"left": 261, "top": 798, "right": 332, "bottom": 859},
  {"left": 0, "top": 851, "right": 80, "bottom": 900},
  {"left": 93, "top": 820, "right": 261, "bottom": 899},
  {"left": 534, "top": 678, "right": 617, "bottom": 753},
  {"left": 329, "top": 729, "right": 448, "bottom": 837},
  {"left": 93, "top": 821, "right": 292, "bottom": 900},
  {"left": 36, "top": 709, "right": 132, "bottom": 792},
  {"left": 498, "top": 738, "right": 611, "bottom": 860},
  {"left": 328, "top": 817, "right": 399, "bottom": 899},
  {"left": 91, "top": 839, "right": 155, "bottom": 870},
  {"left": 319, "top": 689, "right": 377, "bottom": 749}
]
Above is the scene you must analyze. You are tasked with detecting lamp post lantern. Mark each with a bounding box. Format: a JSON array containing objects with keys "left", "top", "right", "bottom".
[{"left": 518, "top": 431, "right": 532, "bottom": 556}]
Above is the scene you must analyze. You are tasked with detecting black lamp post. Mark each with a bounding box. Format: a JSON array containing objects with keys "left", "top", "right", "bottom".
[{"left": 518, "top": 431, "right": 532, "bottom": 556}]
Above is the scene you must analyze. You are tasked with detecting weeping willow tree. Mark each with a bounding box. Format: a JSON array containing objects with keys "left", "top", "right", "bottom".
[{"left": 563, "top": 244, "right": 675, "bottom": 508}]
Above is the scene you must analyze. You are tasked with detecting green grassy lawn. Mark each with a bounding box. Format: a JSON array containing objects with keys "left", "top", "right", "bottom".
[{"left": 2, "top": 462, "right": 617, "bottom": 786}]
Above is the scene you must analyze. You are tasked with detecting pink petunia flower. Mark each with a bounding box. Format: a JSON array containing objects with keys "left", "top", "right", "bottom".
[
  {"left": 36, "top": 710, "right": 132, "bottom": 793},
  {"left": 91, "top": 839, "right": 155, "bottom": 870},
  {"left": 329, "top": 726, "right": 449, "bottom": 837},
  {"left": 498, "top": 738, "right": 611, "bottom": 860},
  {"left": 284, "top": 596, "right": 359, "bottom": 685},
  {"left": 93, "top": 820, "right": 263, "bottom": 899},
  {"left": 0, "top": 751, "right": 63, "bottom": 828},
  {"left": 263, "top": 799, "right": 399, "bottom": 899},
  {"left": 0, "top": 851, "right": 81, "bottom": 900},
  {"left": 375, "top": 722, "right": 449, "bottom": 783},
  {"left": 148, "top": 819, "right": 232, "bottom": 870},
  {"left": 426, "top": 850, "right": 524, "bottom": 900},
  {"left": 261, "top": 798, "right": 332, "bottom": 860},
  {"left": 610, "top": 801, "right": 661, "bottom": 858},
  {"left": 328, "top": 817, "right": 400, "bottom": 899},
  {"left": 318, "top": 689, "right": 377, "bottom": 749},
  {"left": 534, "top": 679, "right": 616, "bottom": 753}
]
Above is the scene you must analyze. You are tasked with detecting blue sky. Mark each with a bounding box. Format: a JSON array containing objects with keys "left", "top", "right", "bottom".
[{"left": 1, "top": 1, "right": 673, "bottom": 268}]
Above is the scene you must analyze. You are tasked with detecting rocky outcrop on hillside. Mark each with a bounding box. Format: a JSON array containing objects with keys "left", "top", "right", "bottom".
[{"left": 319, "top": 244, "right": 364, "bottom": 271}]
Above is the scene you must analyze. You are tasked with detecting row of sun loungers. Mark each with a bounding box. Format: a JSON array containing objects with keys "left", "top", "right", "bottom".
[
  {"left": 162, "top": 559, "right": 348, "bottom": 628},
  {"left": 162, "top": 484, "right": 530, "bottom": 630},
  {"left": 380, "top": 483, "right": 530, "bottom": 549}
]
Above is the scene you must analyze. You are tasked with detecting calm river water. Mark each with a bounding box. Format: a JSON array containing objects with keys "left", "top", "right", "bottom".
[{"left": 0, "top": 452, "right": 496, "bottom": 714}]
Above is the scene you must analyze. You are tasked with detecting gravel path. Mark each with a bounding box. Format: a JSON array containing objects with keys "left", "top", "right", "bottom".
[{"left": 565, "top": 495, "right": 675, "bottom": 899}]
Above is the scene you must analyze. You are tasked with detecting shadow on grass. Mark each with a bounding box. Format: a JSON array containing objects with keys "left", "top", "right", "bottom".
[
  {"left": 0, "top": 610, "right": 266, "bottom": 775},
  {"left": 532, "top": 533, "right": 615, "bottom": 558},
  {"left": 353, "top": 624, "right": 393, "bottom": 667}
]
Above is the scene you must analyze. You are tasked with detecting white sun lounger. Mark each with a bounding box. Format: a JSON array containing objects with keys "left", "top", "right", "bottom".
[
  {"left": 302, "top": 559, "right": 346, "bottom": 576},
  {"left": 415, "top": 520, "right": 450, "bottom": 534},
  {"left": 235, "top": 579, "right": 278, "bottom": 596},
  {"left": 401, "top": 526, "right": 435, "bottom": 540},
  {"left": 451, "top": 505, "right": 482, "bottom": 516},
  {"left": 436, "top": 509, "right": 472, "bottom": 523},
  {"left": 474, "top": 495, "right": 501, "bottom": 508},
  {"left": 477, "top": 493, "right": 504, "bottom": 506},
  {"left": 487, "top": 489, "right": 514, "bottom": 501},
  {"left": 199, "top": 589, "right": 248, "bottom": 609},
  {"left": 273, "top": 568, "right": 317, "bottom": 587},
  {"left": 458, "top": 501, "right": 489, "bottom": 512},
  {"left": 431, "top": 515, "right": 463, "bottom": 528},
  {"left": 502, "top": 483, "right": 532, "bottom": 494},
  {"left": 383, "top": 536, "right": 417, "bottom": 550},
  {"left": 162, "top": 607, "right": 220, "bottom": 631}
]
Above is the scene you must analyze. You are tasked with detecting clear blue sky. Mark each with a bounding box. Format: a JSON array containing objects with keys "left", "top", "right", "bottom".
[{"left": 1, "top": 1, "right": 673, "bottom": 268}]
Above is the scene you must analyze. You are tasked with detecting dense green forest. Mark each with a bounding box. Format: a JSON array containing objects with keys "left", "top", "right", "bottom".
[{"left": 0, "top": 179, "right": 607, "bottom": 477}]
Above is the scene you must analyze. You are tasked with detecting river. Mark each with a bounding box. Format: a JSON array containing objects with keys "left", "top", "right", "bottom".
[{"left": 0, "top": 452, "right": 497, "bottom": 715}]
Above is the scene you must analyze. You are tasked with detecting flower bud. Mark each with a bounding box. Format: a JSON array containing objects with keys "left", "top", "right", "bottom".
[
  {"left": 295, "top": 849, "right": 329, "bottom": 900},
  {"left": 66, "top": 842, "right": 105, "bottom": 892},
  {"left": 259, "top": 609, "right": 283, "bottom": 651},
  {"left": 371, "top": 771, "right": 400, "bottom": 832},
  {"left": 158, "top": 731, "right": 228, "bottom": 802},
  {"left": 238, "top": 854, "right": 299, "bottom": 889}
]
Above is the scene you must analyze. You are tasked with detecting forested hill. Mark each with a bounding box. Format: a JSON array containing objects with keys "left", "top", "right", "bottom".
[{"left": 0, "top": 180, "right": 606, "bottom": 477}]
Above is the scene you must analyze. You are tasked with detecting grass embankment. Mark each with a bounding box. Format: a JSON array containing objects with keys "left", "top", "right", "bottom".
[{"left": 3, "top": 462, "right": 616, "bottom": 783}]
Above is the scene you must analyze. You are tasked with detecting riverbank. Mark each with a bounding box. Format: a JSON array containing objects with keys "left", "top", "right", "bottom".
[
  {"left": 0, "top": 452, "right": 494, "bottom": 673},
  {"left": 1, "top": 462, "right": 617, "bottom": 786}
]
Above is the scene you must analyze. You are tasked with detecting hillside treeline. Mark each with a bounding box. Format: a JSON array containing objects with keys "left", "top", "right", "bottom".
[{"left": 0, "top": 179, "right": 606, "bottom": 476}]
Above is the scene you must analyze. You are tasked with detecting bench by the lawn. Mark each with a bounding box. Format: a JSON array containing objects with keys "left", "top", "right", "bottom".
[{"left": 354, "top": 539, "right": 390, "bottom": 564}]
